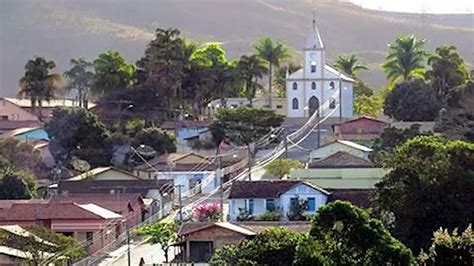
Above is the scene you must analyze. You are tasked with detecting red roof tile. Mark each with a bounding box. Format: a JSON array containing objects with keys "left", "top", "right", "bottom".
[{"left": 51, "top": 193, "right": 144, "bottom": 214}]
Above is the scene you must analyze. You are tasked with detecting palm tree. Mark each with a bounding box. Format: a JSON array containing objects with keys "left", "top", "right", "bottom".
[
  {"left": 64, "top": 58, "right": 94, "bottom": 108},
  {"left": 382, "top": 35, "right": 426, "bottom": 84},
  {"left": 238, "top": 55, "right": 267, "bottom": 107},
  {"left": 334, "top": 54, "right": 368, "bottom": 77},
  {"left": 18, "top": 57, "right": 62, "bottom": 121},
  {"left": 253, "top": 37, "right": 290, "bottom": 108}
]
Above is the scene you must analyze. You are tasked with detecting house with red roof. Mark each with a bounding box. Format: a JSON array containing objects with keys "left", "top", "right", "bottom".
[
  {"left": 331, "top": 116, "right": 388, "bottom": 141},
  {"left": 227, "top": 180, "right": 329, "bottom": 221},
  {"left": 0, "top": 200, "right": 123, "bottom": 254}
]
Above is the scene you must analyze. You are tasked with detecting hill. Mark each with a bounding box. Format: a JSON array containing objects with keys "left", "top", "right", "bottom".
[{"left": 0, "top": 0, "right": 472, "bottom": 97}]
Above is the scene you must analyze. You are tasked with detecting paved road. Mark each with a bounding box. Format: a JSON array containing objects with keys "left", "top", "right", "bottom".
[{"left": 100, "top": 243, "right": 178, "bottom": 266}]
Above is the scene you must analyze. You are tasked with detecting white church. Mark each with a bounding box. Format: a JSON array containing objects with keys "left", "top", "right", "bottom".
[
  {"left": 207, "top": 19, "right": 354, "bottom": 119},
  {"left": 286, "top": 19, "right": 354, "bottom": 119}
]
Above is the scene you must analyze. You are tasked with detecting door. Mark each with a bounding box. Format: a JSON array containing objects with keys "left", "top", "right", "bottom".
[
  {"left": 308, "top": 96, "right": 319, "bottom": 116},
  {"left": 189, "top": 241, "right": 213, "bottom": 262}
]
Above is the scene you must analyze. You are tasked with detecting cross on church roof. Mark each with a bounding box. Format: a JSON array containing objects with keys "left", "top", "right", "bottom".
[{"left": 305, "top": 12, "right": 324, "bottom": 50}]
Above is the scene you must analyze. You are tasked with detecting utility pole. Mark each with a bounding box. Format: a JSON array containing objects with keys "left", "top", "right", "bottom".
[
  {"left": 247, "top": 145, "right": 252, "bottom": 181},
  {"left": 126, "top": 222, "right": 131, "bottom": 266},
  {"left": 339, "top": 78, "right": 343, "bottom": 122},
  {"left": 176, "top": 184, "right": 184, "bottom": 222},
  {"left": 283, "top": 129, "right": 289, "bottom": 158},
  {"left": 217, "top": 146, "right": 224, "bottom": 221}
]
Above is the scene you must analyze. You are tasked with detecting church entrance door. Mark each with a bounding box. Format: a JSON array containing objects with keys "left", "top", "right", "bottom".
[{"left": 308, "top": 96, "right": 319, "bottom": 116}]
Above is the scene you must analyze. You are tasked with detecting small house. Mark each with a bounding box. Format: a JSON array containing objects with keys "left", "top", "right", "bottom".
[{"left": 227, "top": 180, "right": 329, "bottom": 221}]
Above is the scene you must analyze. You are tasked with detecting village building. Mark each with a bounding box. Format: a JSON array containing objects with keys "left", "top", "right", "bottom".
[
  {"left": 227, "top": 180, "right": 329, "bottom": 221},
  {"left": 309, "top": 139, "right": 373, "bottom": 161},
  {"left": 331, "top": 116, "right": 388, "bottom": 141}
]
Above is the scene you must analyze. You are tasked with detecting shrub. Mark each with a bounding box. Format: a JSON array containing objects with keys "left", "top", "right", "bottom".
[
  {"left": 254, "top": 211, "right": 281, "bottom": 221},
  {"left": 193, "top": 203, "right": 222, "bottom": 222}
]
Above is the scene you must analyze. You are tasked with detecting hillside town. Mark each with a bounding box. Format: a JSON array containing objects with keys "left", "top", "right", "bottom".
[{"left": 0, "top": 5, "right": 473, "bottom": 266}]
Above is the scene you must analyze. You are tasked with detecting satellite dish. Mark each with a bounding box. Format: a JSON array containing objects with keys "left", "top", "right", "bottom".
[
  {"left": 71, "top": 159, "right": 91, "bottom": 172},
  {"left": 135, "top": 144, "right": 156, "bottom": 157}
]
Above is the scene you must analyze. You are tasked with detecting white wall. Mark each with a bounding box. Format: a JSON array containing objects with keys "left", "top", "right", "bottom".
[{"left": 155, "top": 171, "right": 218, "bottom": 196}]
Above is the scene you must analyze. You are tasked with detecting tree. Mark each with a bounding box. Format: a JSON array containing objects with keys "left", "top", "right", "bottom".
[
  {"left": 384, "top": 79, "right": 441, "bottom": 121},
  {"left": 211, "top": 227, "right": 304, "bottom": 266},
  {"left": 274, "top": 62, "right": 301, "bottom": 98},
  {"left": 295, "top": 201, "right": 413, "bottom": 265},
  {"left": 18, "top": 57, "right": 62, "bottom": 121},
  {"left": 45, "top": 108, "right": 111, "bottom": 168},
  {"left": 92, "top": 51, "right": 135, "bottom": 96},
  {"left": 353, "top": 94, "right": 383, "bottom": 117},
  {"left": 253, "top": 37, "right": 290, "bottom": 108},
  {"left": 382, "top": 35, "right": 426, "bottom": 84},
  {"left": 63, "top": 58, "right": 94, "bottom": 108},
  {"left": 419, "top": 224, "right": 473, "bottom": 265},
  {"left": 374, "top": 136, "right": 474, "bottom": 252},
  {"left": 334, "top": 54, "right": 368, "bottom": 77},
  {"left": 0, "top": 225, "right": 86, "bottom": 264},
  {"left": 238, "top": 55, "right": 267, "bottom": 107},
  {"left": 134, "top": 222, "right": 177, "bottom": 263},
  {"left": 265, "top": 159, "right": 303, "bottom": 178},
  {"left": 209, "top": 107, "right": 284, "bottom": 146},
  {"left": 426, "top": 45, "right": 470, "bottom": 106},
  {"left": 193, "top": 203, "right": 222, "bottom": 222},
  {"left": 136, "top": 28, "right": 185, "bottom": 109},
  {"left": 435, "top": 82, "right": 474, "bottom": 141},
  {"left": 0, "top": 138, "right": 48, "bottom": 179},
  {"left": 0, "top": 167, "right": 36, "bottom": 200},
  {"left": 132, "top": 127, "right": 176, "bottom": 155}
]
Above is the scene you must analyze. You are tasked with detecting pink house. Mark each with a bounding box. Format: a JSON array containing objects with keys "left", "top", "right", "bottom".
[
  {"left": 51, "top": 193, "right": 147, "bottom": 228},
  {"left": 0, "top": 200, "right": 124, "bottom": 254},
  {"left": 332, "top": 116, "right": 388, "bottom": 140}
]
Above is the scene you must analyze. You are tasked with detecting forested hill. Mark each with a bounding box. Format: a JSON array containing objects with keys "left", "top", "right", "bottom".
[{"left": 1, "top": 0, "right": 473, "bottom": 96}]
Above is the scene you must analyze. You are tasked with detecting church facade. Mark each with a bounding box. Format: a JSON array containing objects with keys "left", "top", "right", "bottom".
[{"left": 286, "top": 21, "right": 354, "bottom": 119}]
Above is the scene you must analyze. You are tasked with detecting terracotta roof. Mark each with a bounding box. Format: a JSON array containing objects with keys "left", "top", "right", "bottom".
[
  {"left": 178, "top": 222, "right": 256, "bottom": 237},
  {"left": 160, "top": 121, "right": 209, "bottom": 130},
  {"left": 65, "top": 167, "right": 142, "bottom": 181},
  {"left": 228, "top": 180, "right": 329, "bottom": 199},
  {"left": 0, "top": 202, "right": 121, "bottom": 221},
  {"left": 51, "top": 193, "right": 144, "bottom": 213},
  {"left": 134, "top": 152, "right": 208, "bottom": 171},
  {"left": 178, "top": 221, "right": 312, "bottom": 237},
  {"left": 0, "top": 120, "right": 40, "bottom": 132},
  {"left": 328, "top": 189, "right": 373, "bottom": 208},
  {"left": 308, "top": 151, "right": 374, "bottom": 168},
  {"left": 58, "top": 179, "right": 173, "bottom": 198},
  {"left": 333, "top": 116, "right": 387, "bottom": 126}
]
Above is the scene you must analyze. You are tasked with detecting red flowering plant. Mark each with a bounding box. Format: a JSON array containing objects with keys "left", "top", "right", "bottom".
[{"left": 193, "top": 203, "right": 222, "bottom": 222}]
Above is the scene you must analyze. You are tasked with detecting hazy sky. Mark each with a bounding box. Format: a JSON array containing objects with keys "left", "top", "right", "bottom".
[{"left": 348, "top": 0, "right": 473, "bottom": 14}]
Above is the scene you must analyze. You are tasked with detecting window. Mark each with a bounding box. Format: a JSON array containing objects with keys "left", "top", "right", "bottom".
[
  {"left": 246, "top": 199, "right": 254, "bottom": 214},
  {"left": 292, "top": 82, "right": 297, "bottom": 90},
  {"left": 86, "top": 232, "right": 93, "bottom": 245},
  {"left": 266, "top": 199, "right": 275, "bottom": 211},
  {"left": 276, "top": 105, "right": 283, "bottom": 109},
  {"left": 329, "top": 81, "right": 335, "bottom": 89},
  {"left": 311, "top": 82, "right": 316, "bottom": 90},
  {"left": 0, "top": 115, "right": 8, "bottom": 121},
  {"left": 292, "top": 98, "right": 299, "bottom": 110},
  {"left": 310, "top": 61, "right": 317, "bottom": 73},
  {"left": 307, "top": 198, "right": 316, "bottom": 212},
  {"left": 329, "top": 98, "right": 336, "bottom": 109}
]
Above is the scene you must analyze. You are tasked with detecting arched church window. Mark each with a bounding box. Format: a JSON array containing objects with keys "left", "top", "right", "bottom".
[
  {"left": 292, "top": 98, "right": 299, "bottom": 110},
  {"left": 310, "top": 61, "right": 317, "bottom": 73},
  {"left": 292, "top": 82, "right": 298, "bottom": 90},
  {"left": 329, "top": 81, "right": 335, "bottom": 89},
  {"left": 329, "top": 98, "right": 336, "bottom": 109},
  {"left": 311, "top": 82, "right": 316, "bottom": 90}
]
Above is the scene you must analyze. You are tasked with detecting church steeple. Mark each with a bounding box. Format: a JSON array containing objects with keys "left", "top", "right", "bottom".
[{"left": 305, "top": 12, "right": 324, "bottom": 50}]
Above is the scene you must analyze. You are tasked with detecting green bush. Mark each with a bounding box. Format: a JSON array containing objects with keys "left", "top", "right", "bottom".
[{"left": 254, "top": 211, "right": 281, "bottom": 221}]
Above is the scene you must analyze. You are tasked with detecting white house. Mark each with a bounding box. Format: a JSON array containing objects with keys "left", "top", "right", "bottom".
[
  {"left": 227, "top": 180, "right": 329, "bottom": 221},
  {"left": 286, "top": 19, "right": 354, "bottom": 119},
  {"left": 309, "top": 140, "right": 373, "bottom": 161}
]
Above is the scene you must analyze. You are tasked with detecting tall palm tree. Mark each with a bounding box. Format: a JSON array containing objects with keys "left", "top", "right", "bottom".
[
  {"left": 382, "top": 35, "right": 426, "bottom": 84},
  {"left": 334, "top": 54, "right": 368, "bottom": 77},
  {"left": 18, "top": 57, "right": 62, "bottom": 121},
  {"left": 238, "top": 55, "right": 267, "bottom": 107},
  {"left": 64, "top": 58, "right": 94, "bottom": 108},
  {"left": 253, "top": 37, "right": 290, "bottom": 108}
]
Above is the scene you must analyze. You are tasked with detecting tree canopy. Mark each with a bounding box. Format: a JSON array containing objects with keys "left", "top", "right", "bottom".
[
  {"left": 45, "top": 107, "right": 111, "bottom": 168},
  {"left": 134, "top": 222, "right": 177, "bottom": 263},
  {"left": 374, "top": 136, "right": 474, "bottom": 253},
  {"left": 92, "top": 50, "right": 136, "bottom": 96},
  {"left": 264, "top": 159, "right": 303, "bottom": 178},
  {"left": 384, "top": 79, "right": 441, "bottom": 121},
  {"left": 63, "top": 58, "right": 94, "bottom": 108}
]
